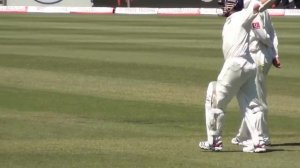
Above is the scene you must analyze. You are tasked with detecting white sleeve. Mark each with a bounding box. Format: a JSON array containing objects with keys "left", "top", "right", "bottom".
[
  {"left": 265, "top": 12, "right": 279, "bottom": 57},
  {"left": 259, "top": 0, "right": 276, "bottom": 12},
  {"left": 251, "top": 13, "right": 273, "bottom": 47},
  {"left": 273, "top": 31, "right": 279, "bottom": 56},
  {"left": 241, "top": 1, "right": 260, "bottom": 27}
]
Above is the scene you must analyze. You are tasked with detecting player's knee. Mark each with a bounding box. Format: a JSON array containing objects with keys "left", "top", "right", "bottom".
[
  {"left": 206, "top": 81, "right": 217, "bottom": 97},
  {"left": 214, "top": 82, "right": 234, "bottom": 111},
  {"left": 205, "top": 81, "right": 217, "bottom": 108},
  {"left": 249, "top": 102, "right": 266, "bottom": 114}
]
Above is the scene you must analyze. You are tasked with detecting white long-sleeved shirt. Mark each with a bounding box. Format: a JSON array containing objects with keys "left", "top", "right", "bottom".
[
  {"left": 249, "top": 11, "right": 278, "bottom": 60},
  {"left": 222, "top": 2, "right": 259, "bottom": 60}
]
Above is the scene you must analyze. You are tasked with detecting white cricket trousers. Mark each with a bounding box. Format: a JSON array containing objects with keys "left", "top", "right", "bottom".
[
  {"left": 235, "top": 49, "right": 273, "bottom": 142},
  {"left": 205, "top": 56, "right": 265, "bottom": 146}
]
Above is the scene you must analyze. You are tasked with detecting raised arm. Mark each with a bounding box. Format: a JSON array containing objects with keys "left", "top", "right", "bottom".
[{"left": 259, "top": 0, "right": 276, "bottom": 12}]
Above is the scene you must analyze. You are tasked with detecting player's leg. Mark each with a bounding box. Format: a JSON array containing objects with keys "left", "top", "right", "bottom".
[
  {"left": 199, "top": 81, "right": 224, "bottom": 151},
  {"left": 231, "top": 52, "right": 263, "bottom": 146},
  {"left": 222, "top": 57, "right": 267, "bottom": 152},
  {"left": 253, "top": 52, "right": 272, "bottom": 145},
  {"left": 231, "top": 91, "right": 252, "bottom": 145},
  {"left": 231, "top": 119, "right": 251, "bottom": 145},
  {"left": 199, "top": 58, "right": 244, "bottom": 151},
  {"left": 231, "top": 85, "right": 264, "bottom": 146},
  {"left": 243, "top": 108, "right": 266, "bottom": 153},
  {"left": 238, "top": 65, "right": 266, "bottom": 152},
  {"left": 260, "top": 55, "right": 273, "bottom": 145},
  {"left": 257, "top": 70, "right": 270, "bottom": 144}
]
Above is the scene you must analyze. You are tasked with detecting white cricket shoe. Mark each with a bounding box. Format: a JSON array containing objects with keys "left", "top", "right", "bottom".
[
  {"left": 199, "top": 140, "right": 223, "bottom": 151},
  {"left": 231, "top": 137, "right": 268, "bottom": 147},
  {"left": 243, "top": 144, "right": 267, "bottom": 153},
  {"left": 231, "top": 137, "right": 243, "bottom": 146}
]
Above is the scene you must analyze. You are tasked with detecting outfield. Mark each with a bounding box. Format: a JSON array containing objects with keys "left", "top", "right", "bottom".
[{"left": 0, "top": 14, "right": 299, "bottom": 168}]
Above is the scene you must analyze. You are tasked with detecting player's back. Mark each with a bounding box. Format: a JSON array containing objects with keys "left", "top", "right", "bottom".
[
  {"left": 222, "top": 2, "right": 259, "bottom": 60},
  {"left": 222, "top": 10, "right": 252, "bottom": 60}
]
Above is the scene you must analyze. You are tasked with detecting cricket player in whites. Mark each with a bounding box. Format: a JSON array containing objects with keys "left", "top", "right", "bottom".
[
  {"left": 231, "top": 0, "right": 281, "bottom": 146},
  {"left": 198, "top": 0, "right": 276, "bottom": 152}
]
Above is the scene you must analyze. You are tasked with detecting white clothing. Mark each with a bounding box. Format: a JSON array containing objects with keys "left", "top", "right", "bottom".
[
  {"left": 222, "top": 1, "right": 262, "bottom": 60},
  {"left": 204, "top": 2, "right": 266, "bottom": 147},
  {"left": 235, "top": 10, "right": 279, "bottom": 143}
]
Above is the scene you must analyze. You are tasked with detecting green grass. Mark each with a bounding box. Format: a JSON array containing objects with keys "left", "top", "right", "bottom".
[{"left": 0, "top": 14, "right": 299, "bottom": 168}]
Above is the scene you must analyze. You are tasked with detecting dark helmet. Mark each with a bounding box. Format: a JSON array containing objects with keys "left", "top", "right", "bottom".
[{"left": 222, "top": 0, "right": 244, "bottom": 17}]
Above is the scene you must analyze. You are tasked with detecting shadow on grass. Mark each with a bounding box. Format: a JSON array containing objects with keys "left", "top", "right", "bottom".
[
  {"left": 266, "top": 148, "right": 286, "bottom": 152},
  {"left": 266, "top": 142, "right": 300, "bottom": 153},
  {"left": 200, "top": 148, "right": 296, "bottom": 153},
  {"left": 200, "top": 150, "right": 242, "bottom": 153},
  {"left": 198, "top": 142, "right": 300, "bottom": 153},
  {"left": 270, "top": 142, "right": 300, "bottom": 147}
]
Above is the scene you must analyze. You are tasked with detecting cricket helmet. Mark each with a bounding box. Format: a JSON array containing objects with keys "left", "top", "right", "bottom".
[{"left": 222, "top": 0, "right": 244, "bottom": 17}]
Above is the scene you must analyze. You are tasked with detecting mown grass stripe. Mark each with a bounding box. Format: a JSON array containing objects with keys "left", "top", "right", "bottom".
[
  {"left": 0, "top": 14, "right": 299, "bottom": 168},
  {"left": 0, "top": 54, "right": 218, "bottom": 85}
]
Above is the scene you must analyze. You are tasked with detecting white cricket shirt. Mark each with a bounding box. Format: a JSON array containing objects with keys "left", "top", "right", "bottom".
[
  {"left": 249, "top": 11, "right": 278, "bottom": 59},
  {"left": 222, "top": 2, "right": 259, "bottom": 60}
]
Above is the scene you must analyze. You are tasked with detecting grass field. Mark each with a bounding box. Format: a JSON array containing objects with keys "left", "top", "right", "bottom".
[{"left": 0, "top": 14, "right": 299, "bottom": 168}]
